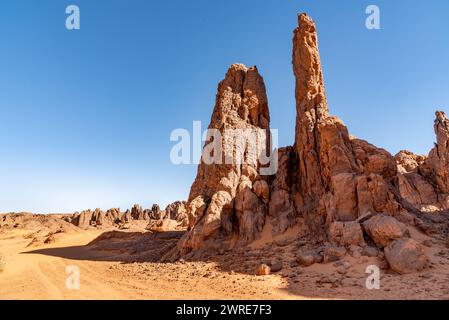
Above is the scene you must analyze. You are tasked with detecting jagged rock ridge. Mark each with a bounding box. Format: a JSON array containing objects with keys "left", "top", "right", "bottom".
[{"left": 71, "top": 202, "right": 188, "bottom": 231}]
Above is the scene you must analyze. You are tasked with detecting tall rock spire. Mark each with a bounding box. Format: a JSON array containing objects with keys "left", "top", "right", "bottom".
[
  {"left": 422, "top": 111, "right": 449, "bottom": 194},
  {"left": 168, "top": 64, "right": 272, "bottom": 258},
  {"left": 293, "top": 13, "right": 329, "bottom": 117},
  {"left": 292, "top": 13, "right": 400, "bottom": 228}
]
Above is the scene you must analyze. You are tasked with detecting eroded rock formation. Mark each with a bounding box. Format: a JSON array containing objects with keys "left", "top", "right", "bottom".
[
  {"left": 71, "top": 202, "right": 188, "bottom": 230},
  {"left": 171, "top": 64, "right": 272, "bottom": 255},
  {"left": 395, "top": 112, "right": 449, "bottom": 212},
  {"left": 292, "top": 14, "right": 402, "bottom": 240},
  {"left": 164, "top": 13, "right": 449, "bottom": 273}
]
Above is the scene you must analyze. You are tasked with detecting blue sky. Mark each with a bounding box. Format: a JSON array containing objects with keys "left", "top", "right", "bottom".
[{"left": 0, "top": 0, "right": 448, "bottom": 213}]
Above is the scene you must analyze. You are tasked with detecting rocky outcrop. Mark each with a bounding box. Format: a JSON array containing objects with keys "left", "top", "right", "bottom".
[
  {"left": 71, "top": 203, "right": 188, "bottom": 229},
  {"left": 148, "top": 204, "right": 163, "bottom": 220},
  {"left": 75, "top": 210, "right": 93, "bottom": 228},
  {"left": 171, "top": 63, "right": 272, "bottom": 256},
  {"left": 121, "top": 209, "right": 132, "bottom": 223},
  {"left": 395, "top": 112, "right": 449, "bottom": 212},
  {"left": 165, "top": 201, "right": 188, "bottom": 225},
  {"left": 131, "top": 204, "right": 148, "bottom": 221},
  {"left": 164, "top": 13, "right": 448, "bottom": 274},
  {"left": 395, "top": 150, "right": 440, "bottom": 211},
  {"left": 292, "top": 14, "right": 402, "bottom": 239},
  {"left": 422, "top": 111, "right": 449, "bottom": 194}
]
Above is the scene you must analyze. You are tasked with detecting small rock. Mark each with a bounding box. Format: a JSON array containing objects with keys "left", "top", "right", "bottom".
[
  {"left": 270, "top": 261, "right": 283, "bottom": 273},
  {"left": 324, "top": 245, "right": 347, "bottom": 257},
  {"left": 362, "top": 246, "right": 379, "bottom": 257},
  {"left": 297, "top": 251, "right": 316, "bottom": 266},
  {"left": 348, "top": 245, "right": 362, "bottom": 259},
  {"left": 324, "top": 255, "right": 340, "bottom": 264},
  {"left": 336, "top": 266, "right": 347, "bottom": 274}
]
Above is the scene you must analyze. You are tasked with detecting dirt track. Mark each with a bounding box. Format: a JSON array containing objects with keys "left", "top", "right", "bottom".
[{"left": 1, "top": 227, "right": 449, "bottom": 300}]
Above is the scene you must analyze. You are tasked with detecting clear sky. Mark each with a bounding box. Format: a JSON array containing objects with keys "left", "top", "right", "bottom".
[{"left": 1, "top": 0, "right": 448, "bottom": 213}]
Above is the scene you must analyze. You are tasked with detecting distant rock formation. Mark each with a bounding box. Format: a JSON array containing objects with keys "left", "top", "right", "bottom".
[
  {"left": 165, "top": 13, "right": 449, "bottom": 274},
  {"left": 70, "top": 202, "right": 188, "bottom": 231},
  {"left": 395, "top": 112, "right": 449, "bottom": 213}
]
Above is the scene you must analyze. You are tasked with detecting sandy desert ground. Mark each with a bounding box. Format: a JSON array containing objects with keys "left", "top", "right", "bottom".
[{"left": 1, "top": 217, "right": 449, "bottom": 300}]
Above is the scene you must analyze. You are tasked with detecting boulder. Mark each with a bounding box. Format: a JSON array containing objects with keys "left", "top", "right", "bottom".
[
  {"left": 328, "top": 221, "right": 365, "bottom": 246},
  {"left": 362, "top": 214, "right": 407, "bottom": 247},
  {"left": 384, "top": 238, "right": 428, "bottom": 274}
]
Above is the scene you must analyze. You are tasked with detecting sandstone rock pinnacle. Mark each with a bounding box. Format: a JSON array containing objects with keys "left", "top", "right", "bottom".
[
  {"left": 170, "top": 64, "right": 272, "bottom": 257},
  {"left": 292, "top": 14, "right": 401, "bottom": 236}
]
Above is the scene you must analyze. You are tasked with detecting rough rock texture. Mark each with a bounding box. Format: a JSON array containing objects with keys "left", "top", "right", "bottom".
[
  {"left": 362, "top": 214, "right": 407, "bottom": 247},
  {"left": 422, "top": 111, "right": 449, "bottom": 194},
  {"left": 395, "top": 150, "right": 441, "bottom": 212},
  {"left": 395, "top": 112, "right": 449, "bottom": 212},
  {"left": 292, "top": 13, "right": 401, "bottom": 239},
  {"left": 269, "top": 147, "right": 298, "bottom": 235},
  {"left": 165, "top": 201, "right": 188, "bottom": 225},
  {"left": 131, "top": 204, "right": 148, "bottom": 221},
  {"left": 173, "top": 63, "right": 271, "bottom": 255},
  {"left": 75, "top": 210, "right": 93, "bottom": 228},
  {"left": 384, "top": 238, "right": 429, "bottom": 274},
  {"left": 121, "top": 210, "right": 132, "bottom": 223},
  {"left": 166, "top": 13, "right": 444, "bottom": 273},
  {"left": 71, "top": 203, "right": 188, "bottom": 229},
  {"left": 328, "top": 221, "right": 365, "bottom": 246},
  {"left": 148, "top": 204, "right": 163, "bottom": 220}
]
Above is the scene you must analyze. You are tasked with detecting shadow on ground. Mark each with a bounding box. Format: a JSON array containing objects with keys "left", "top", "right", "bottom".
[
  {"left": 21, "top": 228, "right": 449, "bottom": 300},
  {"left": 22, "top": 230, "right": 185, "bottom": 263}
]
